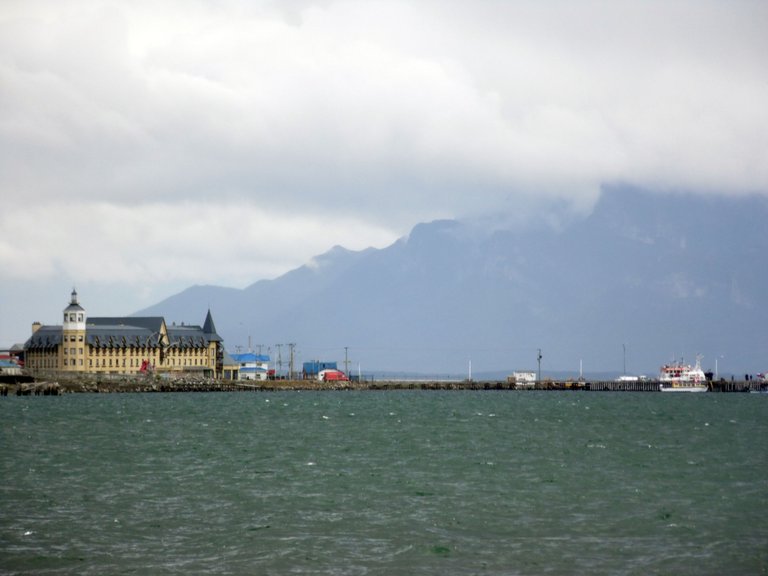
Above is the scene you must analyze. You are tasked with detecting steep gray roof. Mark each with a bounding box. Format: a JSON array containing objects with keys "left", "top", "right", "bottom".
[
  {"left": 167, "top": 325, "right": 208, "bottom": 349},
  {"left": 88, "top": 317, "right": 165, "bottom": 332},
  {"left": 25, "top": 326, "right": 63, "bottom": 349},
  {"left": 202, "top": 310, "right": 222, "bottom": 342},
  {"left": 25, "top": 315, "right": 223, "bottom": 351},
  {"left": 84, "top": 317, "right": 166, "bottom": 348},
  {"left": 86, "top": 325, "right": 161, "bottom": 348}
]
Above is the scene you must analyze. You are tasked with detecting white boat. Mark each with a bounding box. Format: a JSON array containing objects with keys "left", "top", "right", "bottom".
[{"left": 659, "top": 356, "right": 708, "bottom": 392}]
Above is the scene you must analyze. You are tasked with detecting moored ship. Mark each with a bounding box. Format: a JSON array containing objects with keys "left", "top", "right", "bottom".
[{"left": 659, "top": 356, "right": 708, "bottom": 392}]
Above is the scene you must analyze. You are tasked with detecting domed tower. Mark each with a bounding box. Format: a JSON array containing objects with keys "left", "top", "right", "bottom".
[{"left": 62, "top": 288, "right": 86, "bottom": 371}]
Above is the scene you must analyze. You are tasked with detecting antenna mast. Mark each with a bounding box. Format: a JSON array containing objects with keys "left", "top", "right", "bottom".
[{"left": 288, "top": 343, "right": 296, "bottom": 380}]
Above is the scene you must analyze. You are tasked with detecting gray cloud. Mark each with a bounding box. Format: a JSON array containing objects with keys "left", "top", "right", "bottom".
[
  {"left": 1, "top": 0, "right": 767, "bottom": 345},
  {"left": 3, "top": 1, "right": 766, "bottom": 210}
]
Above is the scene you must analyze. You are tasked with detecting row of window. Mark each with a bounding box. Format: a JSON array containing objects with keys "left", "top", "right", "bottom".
[
  {"left": 89, "top": 347, "right": 210, "bottom": 356},
  {"left": 28, "top": 357, "right": 210, "bottom": 369},
  {"left": 56, "top": 346, "right": 212, "bottom": 357},
  {"left": 27, "top": 351, "right": 214, "bottom": 370},
  {"left": 86, "top": 358, "right": 209, "bottom": 368},
  {"left": 65, "top": 313, "right": 84, "bottom": 323}
]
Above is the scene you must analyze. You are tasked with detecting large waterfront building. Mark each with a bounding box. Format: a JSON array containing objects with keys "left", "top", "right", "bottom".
[{"left": 24, "top": 290, "right": 224, "bottom": 378}]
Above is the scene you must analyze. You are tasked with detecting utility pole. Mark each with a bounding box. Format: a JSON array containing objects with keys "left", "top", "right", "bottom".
[
  {"left": 623, "top": 343, "right": 626, "bottom": 375},
  {"left": 537, "top": 348, "right": 542, "bottom": 383},
  {"left": 275, "top": 344, "right": 283, "bottom": 377},
  {"left": 344, "top": 346, "right": 349, "bottom": 376},
  {"left": 288, "top": 343, "right": 296, "bottom": 380}
]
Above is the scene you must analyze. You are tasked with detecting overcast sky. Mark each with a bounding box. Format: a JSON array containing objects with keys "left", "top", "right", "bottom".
[{"left": 1, "top": 0, "right": 767, "bottom": 347}]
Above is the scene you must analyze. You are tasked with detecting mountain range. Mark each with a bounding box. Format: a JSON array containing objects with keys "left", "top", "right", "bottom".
[{"left": 136, "top": 188, "right": 768, "bottom": 379}]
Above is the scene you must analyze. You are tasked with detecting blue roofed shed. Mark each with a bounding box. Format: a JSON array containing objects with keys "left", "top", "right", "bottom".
[{"left": 230, "top": 353, "right": 270, "bottom": 381}]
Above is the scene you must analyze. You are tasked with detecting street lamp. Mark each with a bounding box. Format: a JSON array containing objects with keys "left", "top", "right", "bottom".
[
  {"left": 623, "top": 343, "right": 626, "bottom": 376},
  {"left": 537, "top": 349, "right": 542, "bottom": 382}
]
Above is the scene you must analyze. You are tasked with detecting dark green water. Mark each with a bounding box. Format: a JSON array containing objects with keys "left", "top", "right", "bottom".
[{"left": 1, "top": 391, "right": 766, "bottom": 575}]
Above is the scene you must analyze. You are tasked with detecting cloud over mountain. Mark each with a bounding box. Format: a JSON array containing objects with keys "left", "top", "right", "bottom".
[{"left": 1, "top": 1, "right": 766, "bottom": 348}]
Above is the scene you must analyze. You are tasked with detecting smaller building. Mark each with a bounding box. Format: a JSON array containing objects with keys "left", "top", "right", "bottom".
[
  {"left": 303, "top": 361, "right": 338, "bottom": 379},
  {"left": 0, "top": 359, "right": 22, "bottom": 376},
  {"left": 230, "top": 353, "right": 271, "bottom": 381},
  {"left": 507, "top": 371, "right": 536, "bottom": 388},
  {"left": 221, "top": 350, "right": 240, "bottom": 381},
  {"left": 1, "top": 345, "right": 25, "bottom": 367}
]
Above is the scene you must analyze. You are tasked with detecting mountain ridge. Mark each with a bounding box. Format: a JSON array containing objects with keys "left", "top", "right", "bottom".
[{"left": 136, "top": 188, "right": 768, "bottom": 376}]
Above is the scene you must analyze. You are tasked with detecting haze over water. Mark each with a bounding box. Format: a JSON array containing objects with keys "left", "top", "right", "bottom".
[{"left": 2, "top": 391, "right": 766, "bottom": 575}]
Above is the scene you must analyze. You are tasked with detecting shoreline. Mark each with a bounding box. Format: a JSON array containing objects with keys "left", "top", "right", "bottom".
[{"left": 1, "top": 374, "right": 766, "bottom": 395}]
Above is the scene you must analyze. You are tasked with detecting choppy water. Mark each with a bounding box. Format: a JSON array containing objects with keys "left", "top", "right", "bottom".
[{"left": 1, "top": 391, "right": 766, "bottom": 575}]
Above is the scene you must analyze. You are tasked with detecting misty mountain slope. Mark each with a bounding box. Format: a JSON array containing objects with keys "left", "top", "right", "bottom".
[
  {"left": 556, "top": 192, "right": 768, "bottom": 369},
  {"left": 136, "top": 189, "right": 768, "bottom": 375},
  {"left": 143, "top": 284, "right": 243, "bottom": 327}
]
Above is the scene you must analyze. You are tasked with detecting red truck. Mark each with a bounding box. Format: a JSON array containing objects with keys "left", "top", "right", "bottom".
[{"left": 318, "top": 369, "right": 349, "bottom": 382}]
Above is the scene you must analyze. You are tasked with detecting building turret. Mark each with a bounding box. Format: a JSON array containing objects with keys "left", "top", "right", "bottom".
[
  {"left": 63, "top": 288, "right": 86, "bottom": 331},
  {"left": 62, "top": 288, "right": 87, "bottom": 371},
  {"left": 202, "top": 309, "right": 222, "bottom": 342}
]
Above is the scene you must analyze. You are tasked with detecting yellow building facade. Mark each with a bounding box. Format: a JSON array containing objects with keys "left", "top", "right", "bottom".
[{"left": 24, "top": 290, "right": 224, "bottom": 378}]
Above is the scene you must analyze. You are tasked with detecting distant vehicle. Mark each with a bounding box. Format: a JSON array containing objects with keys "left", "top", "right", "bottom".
[
  {"left": 318, "top": 369, "right": 349, "bottom": 382},
  {"left": 659, "top": 356, "right": 708, "bottom": 392}
]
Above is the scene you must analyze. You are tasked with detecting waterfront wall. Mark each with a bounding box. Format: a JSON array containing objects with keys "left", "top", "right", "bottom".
[{"left": 3, "top": 373, "right": 766, "bottom": 395}]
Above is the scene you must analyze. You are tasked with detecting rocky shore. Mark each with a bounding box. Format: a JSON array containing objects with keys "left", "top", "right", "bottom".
[
  {"left": 2, "top": 374, "right": 765, "bottom": 395},
  {"left": 3, "top": 374, "right": 517, "bottom": 395}
]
